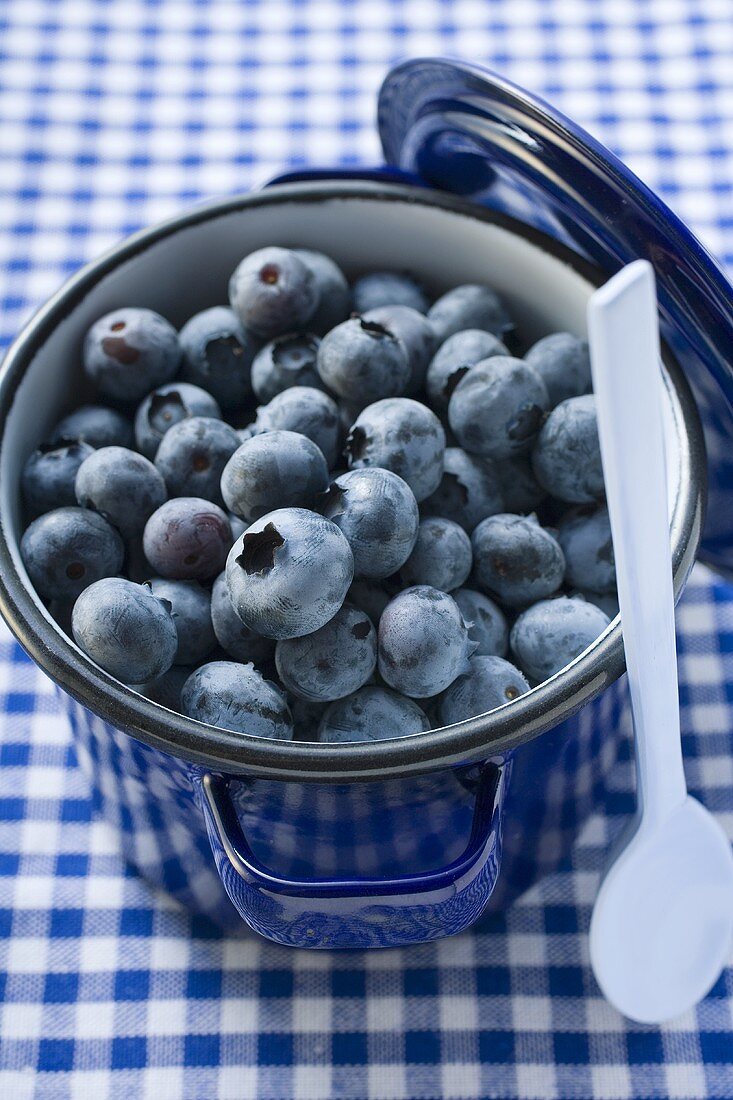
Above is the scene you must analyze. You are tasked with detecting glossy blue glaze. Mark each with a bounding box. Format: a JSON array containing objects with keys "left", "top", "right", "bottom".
[{"left": 62, "top": 676, "right": 627, "bottom": 944}]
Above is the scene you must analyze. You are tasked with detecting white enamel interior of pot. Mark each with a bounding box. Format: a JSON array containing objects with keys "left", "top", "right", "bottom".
[{"left": 0, "top": 191, "right": 685, "bottom": 645}]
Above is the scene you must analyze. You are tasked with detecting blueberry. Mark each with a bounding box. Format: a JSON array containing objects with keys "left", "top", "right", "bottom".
[
  {"left": 428, "top": 284, "right": 512, "bottom": 344},
  {"left": 510, "top": 595, "right": 611, "bottom": 682},
  {"left": 448, "top": 356, "right": 549, "bottom": 459},
  {"left": 251, "top": 332, "right": 323, "bottom": 403},
  {"left": 21, "top": 507, "right": 124, "bottom": 600},
  {"left": 453, "top": 588, "right": 508, "bottom": 657},
  {"left": 378, "top": 586, "right": 476, "bottom": 698},
  {"left": 221, "top": 430, "right": 329, "bottom": 523},
  {"left": 471, "top": 513, "right": 565, "bottom": 607},
  {"left": 83, "top": 307, "right": 181, "bottom": 402},
  {"left": 154, "top": 416, "right": 239, "bottom": 504},
  {"left": 275, "top": 602, "right": 377, "bottom": 702},
  {"left": 134, "top": 382, "right": 223, "bottom": 460},
  {"left": 346, "top": 398, "right": 445, "bottom": 502},
  {"left": 229, "top": 246, "right": 317, "bottom": 339},
  {"left": 147, "top": 578, "right": 216, "bottom": 666},
  {"left": 352, "top": 272, "right": 429, "bottom": 315},
  {"left": 226, "top": 507, "right": 354, "bottom": 640},
  {"left": 421, "top": 447, "right": 503, "bottom": 531},
  {"left": 210, "top": 572, "right": 275, "bottom": 664},
  {"left": 532, "top": 395, "right": 604, "bottom": 504},
  {"left": 295, "top": 249, "right": 351, "bottom": 334},
  {"left": 398, "top": 517, "right": 472, "bottom": 593},
  {"left": 347, "top": 579, "right": 393, "bottom": 625},
  {"left": 363, "top": 305, "right": 436, "bottom": 395},
  {"left": 179, "top": 306, "right": 258, "bottom": 412},
  {"left": 437, "top": 655, "right": 530, "bottom": 726},
  {"left": 22, "top": 440, "right": 94, "bottom": 517},
  {"left": 525, "top": 332, "right": 591, "bottom": 406},
  {"left": 576, "top": 588, "right": 619, "bottom": 619},
  {"left": 319, "top": 468, "right": 419, "bottom": 579},
  {"left": 316, "top": 318, "right": 411, "bottom": 404},
  {"left": 137, "top": 664, "right": 193, "bottom": 711},
  {"left": 72, "top": 577, "right": 177, "bottom": 683},
  {"left": 426, "top": 328, "right": 509, "bottom": 414},
  {"left": 181, "top": 660, "right": 293, "bottom": 739},
  {"left": 318, "top": 685, "right": 430, "bottom": 743},
  {"left": 75, "top": 446, "right": 167, "bottom": 539},
  {"left": 143, "top": 497, "right": 232, "bottom": 580},
  {"left": 557, "top": 504, "right": 615, "bottom": 594},
  {"left": 495, "top": 455, "right": 546, "bottom": 515},
  {"left": 254, "top": 386, "right": 340, "bottom": 468},
  {"left": 49, "top": 405, "right": 134, "bottom": 450}
]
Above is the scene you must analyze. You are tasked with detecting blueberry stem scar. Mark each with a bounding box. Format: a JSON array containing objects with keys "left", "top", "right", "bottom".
[
  {"left": 318, "top": 483, "right": 346, "bottom": 520},
  {"left": 345, "top": 426, "right": 367, "bottom": 462},
  {"left": 238, "top": 523, "right": 285, "bottom": 575}
]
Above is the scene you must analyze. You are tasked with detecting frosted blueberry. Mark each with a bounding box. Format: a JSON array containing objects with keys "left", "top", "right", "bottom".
[
  {"left": 426, "top": 328, "right": 509, "bottom": 414},
  {"left": 346, "top": 398, "right": 445, "bottom": 502},
  {"left": 75, "top": 446, "right": 167, "bottom": 538},
  {"left": 228, "top": 246, "right": 317, "bottom": 339},
  {"left": 510, "top": 596, "right": 611, "bottom": 682},
  {"left": 221, "top": 430, "right": 329, "bottom": 523},
  {"left": 437, "top": 655, "right": 530, "bottom": 726},
  {"left": 22, "top": 440, "right": 94, "bottom": 517},
  {"left": 210, "top": 572, "right": 274, "bottom": 665},
  {"left": 449, "top": 356, "right": 549, "bottom": 460},
  {"left": 452, "top": 587, "right": 508, "bottom": 658},
  {"left": 179, "top": 306, "right": 258, "bottom": 412},
  {"left": 428, "top": 284, "right": 512, "bottom": 344},
  {"left": 148, "top": 578, "right": 216, "bottom": 666},
  {"left": 72, "top": 577, "right": 177, "bottom": 683},
  {"left": 21, "top": 507, "right": 124, "bottom": 601},
  {"left": 557, "top": 504, "right": 616, "bottom": 594},
  {"left": 154, "top": 416, "right": 240, "bottom": 505},
  {"left": 471, "top": 513, "right": 565, "bottom": 607},
  {"left": 134, "top": 382, "right": 222, "bottom": 460},
  {"left": 275, "top": 602, "right": 377, "bottom": 702},
  {"left": 398, "top": 517, "right": 472, "bottom": 593},
  {"left": 181, "top": 660, "right": 293, "bottom": 739},
  {"left": 378, "top": 586, "right": 476, "bottom": 698},
  {"left": 318, "top": 685, "right": 431, "bottom": 743},
  {"left": 254, "top": 386, "right": 340, "bottom": 468},
  {"left": 319, "top": 468, "right": 419, "bottom": 579},
  {"left": 226, "top": 507, "right": 354, "bottom": 640},
  {"left": 532, "top": 395, "right": 604, "bottom": 504},
  {"left": 295, "top": 249, "right": 351, "bottom": 334},
  {"left": 317, "top": 317, "right": 410, "bottom": 405},
  {"left": 251, "top": 332, "right": 323, "bottom": 402},
  {"left": 83, "top": 307, "right": 181, "bottom": 402},
  {"left": 525, "top": 332, "right": 591, "bottom": 407}
]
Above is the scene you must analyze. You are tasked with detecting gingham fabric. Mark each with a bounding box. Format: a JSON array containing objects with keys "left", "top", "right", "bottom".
[{"left": 1, "top": 2, "right": 732, "bottom": 1098}]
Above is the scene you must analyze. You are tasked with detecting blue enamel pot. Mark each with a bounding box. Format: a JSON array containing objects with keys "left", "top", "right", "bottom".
[{"left": 0, "top": 59, "right": 726, "bottom": 947}]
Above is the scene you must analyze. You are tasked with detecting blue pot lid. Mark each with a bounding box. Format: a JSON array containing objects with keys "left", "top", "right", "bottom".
[{"left": 378, "top": 58, "right": 733, "bottom": 570}]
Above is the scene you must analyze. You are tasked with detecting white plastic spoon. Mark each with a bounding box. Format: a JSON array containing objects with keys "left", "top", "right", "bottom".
[{"left": 587, "top": 260, "right": 733, "bottom": 1024}]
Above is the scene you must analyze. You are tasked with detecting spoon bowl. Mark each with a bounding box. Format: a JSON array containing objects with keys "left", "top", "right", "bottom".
[{"left": 590, "top": 795, "right": 733, "bottom": 1023}]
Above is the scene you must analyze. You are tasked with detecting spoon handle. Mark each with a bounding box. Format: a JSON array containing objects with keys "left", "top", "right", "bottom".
[{"left": 588, "top": 261, "right": 687, "bottom": 830}]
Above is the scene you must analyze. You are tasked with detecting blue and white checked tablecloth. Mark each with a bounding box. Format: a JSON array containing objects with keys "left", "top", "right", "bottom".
[{"left": 1, "top": 2, "right": 733, "bottom": 1098}]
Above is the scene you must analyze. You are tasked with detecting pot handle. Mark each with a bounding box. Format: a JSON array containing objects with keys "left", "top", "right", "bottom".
[
  {"left": 263, "top": 165, "right": 425, "bottom": 188},
  {"left": 196, "top": 761, "right": 508, "bottom": 948}
]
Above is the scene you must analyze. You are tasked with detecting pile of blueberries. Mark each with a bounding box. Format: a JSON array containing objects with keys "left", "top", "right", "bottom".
[{"left": 20, "top": 244, "right": 616, "bottom": 744}]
